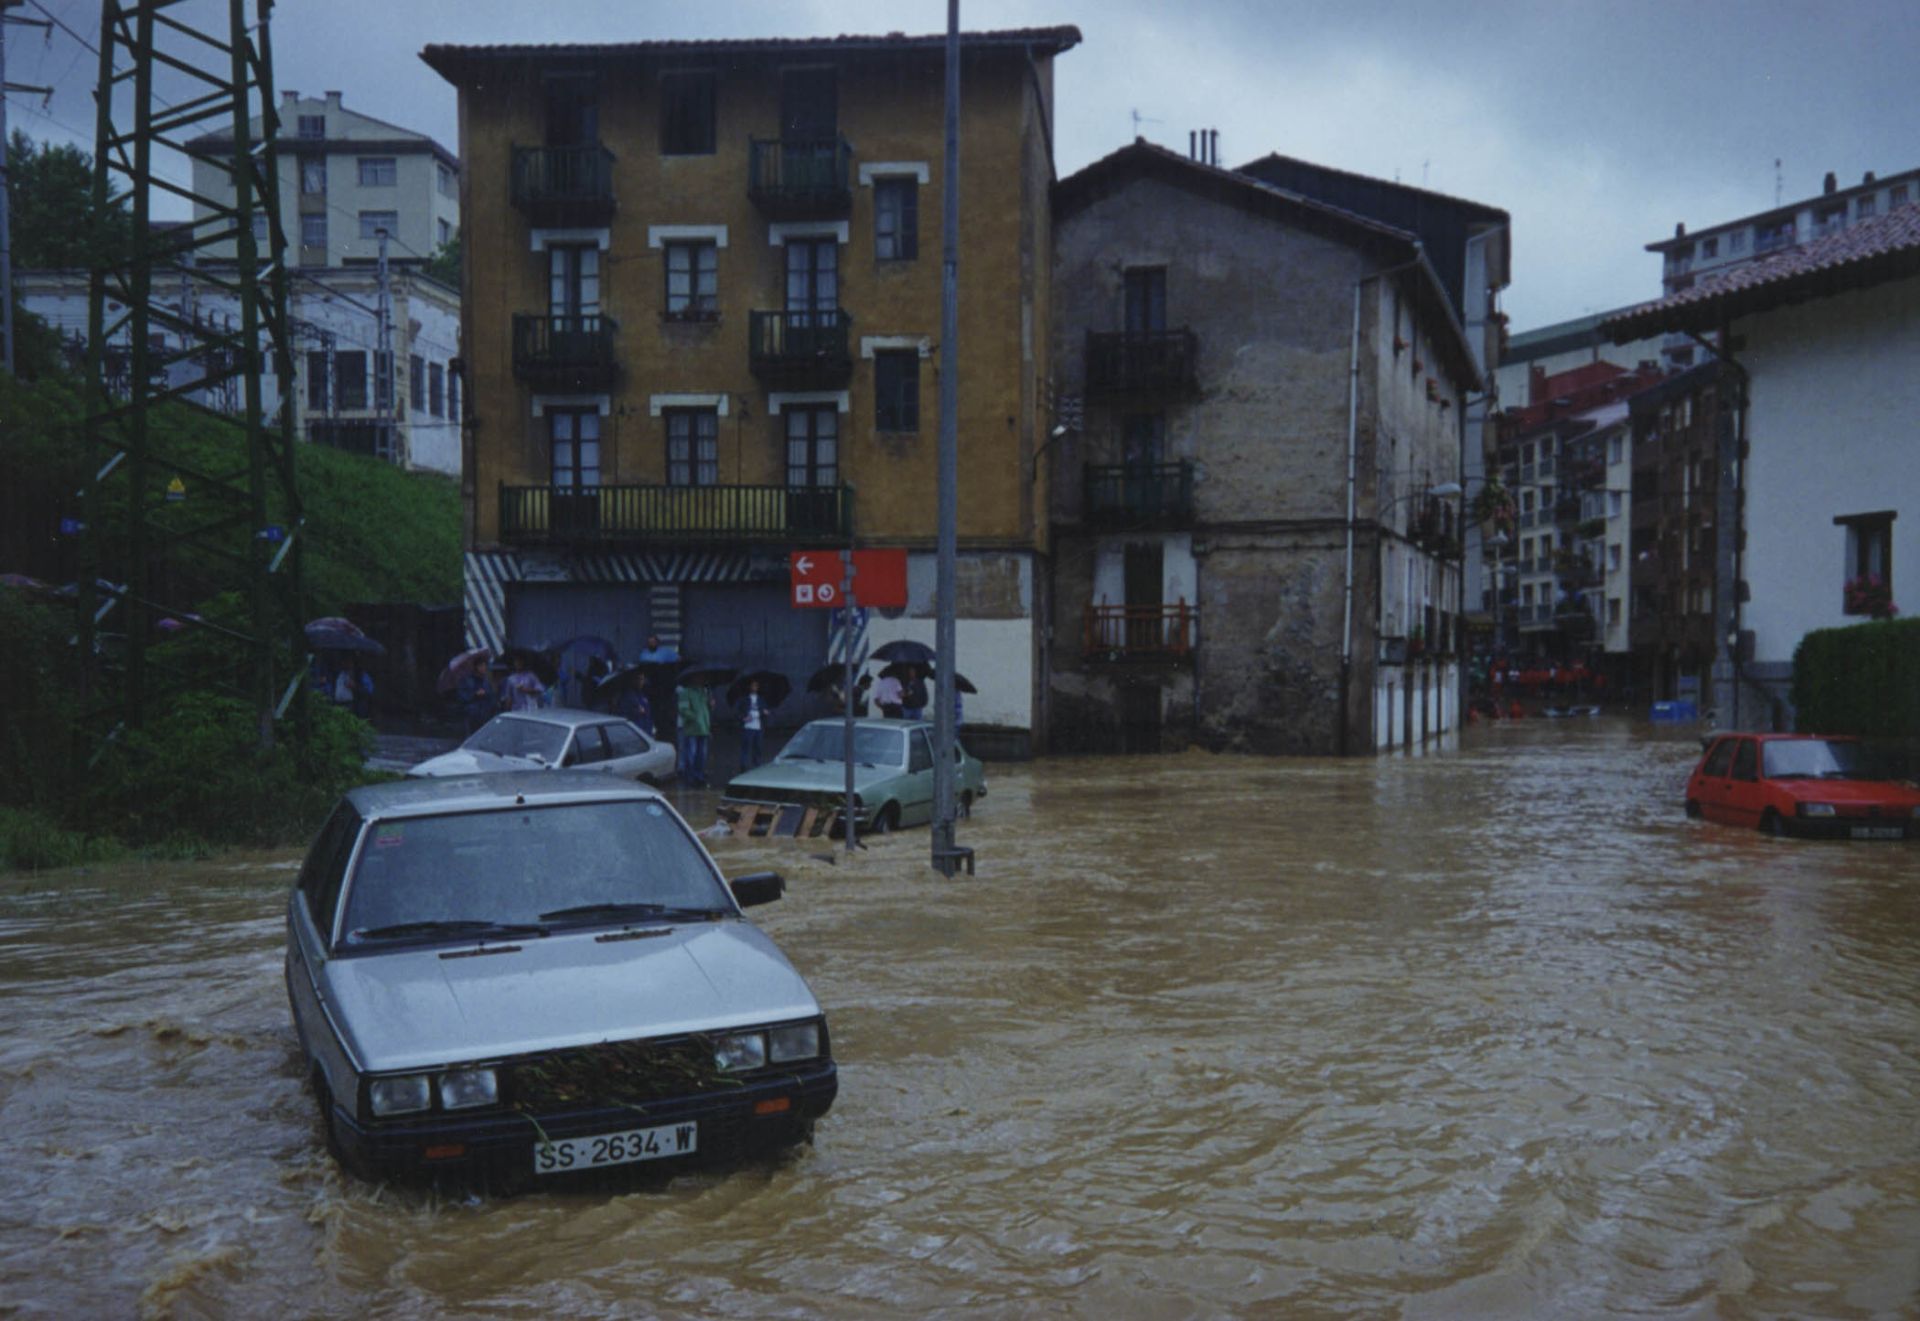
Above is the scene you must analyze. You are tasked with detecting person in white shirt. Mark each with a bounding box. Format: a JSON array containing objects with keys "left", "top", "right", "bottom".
[{"left": 737, "top": 679, "right": 766, "bottom": 771}]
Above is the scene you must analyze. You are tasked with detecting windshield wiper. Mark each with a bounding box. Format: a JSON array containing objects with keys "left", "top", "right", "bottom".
[
  {"left": 354, "top": 919, "right": 550, "bottom": 941},
  {"left": 536, "top": 901, "right": 728, "bottom": 925}
]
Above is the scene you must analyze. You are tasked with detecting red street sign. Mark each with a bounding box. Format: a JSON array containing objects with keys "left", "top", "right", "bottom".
[{"left": 790, "top": 550, "right": 908, "bottom": 609}]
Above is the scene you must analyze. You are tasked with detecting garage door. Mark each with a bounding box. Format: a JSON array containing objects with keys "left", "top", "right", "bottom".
[
  {"left": 681, "top": 583, "right": 831, "bottom": 724},
  {"left": 506, "top": 583, "right": 652, "bottom": 658}
]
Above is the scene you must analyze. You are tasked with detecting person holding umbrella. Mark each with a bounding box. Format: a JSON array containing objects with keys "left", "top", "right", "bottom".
[
  {"left": 676, "top": 674, "right": 713, "bottom": 787},
  {"left": 735, "top": 677, "right": 767, "bottom": 772}
]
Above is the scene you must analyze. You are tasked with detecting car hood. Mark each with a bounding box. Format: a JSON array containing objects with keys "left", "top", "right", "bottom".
[
  {"left": 1772, "top": 778, "right": 1920, "bottom": 807},
  {"left": 408, "top": 749, "right": 549, "bottom": 777},
  {"left": 727, "top": 759, "right": 897, "bottom": 797},
  {"left": 320, "top": 921, "right": 820, "bottom": 1072}
]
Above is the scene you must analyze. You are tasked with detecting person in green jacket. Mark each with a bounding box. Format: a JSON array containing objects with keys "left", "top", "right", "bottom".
[{"left": 676, "top": 681, "right": 712, "bottom": 787}]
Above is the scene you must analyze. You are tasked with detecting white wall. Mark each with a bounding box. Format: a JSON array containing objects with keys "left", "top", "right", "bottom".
[{"left": 1738, "top": 277, "right": 1920, "bottom": 668}]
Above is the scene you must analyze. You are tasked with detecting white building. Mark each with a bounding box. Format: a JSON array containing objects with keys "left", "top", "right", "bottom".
[
  {"left": 191, "top": 90, "right": 460, "bottom": 270},
  {"left": 19, "top": 266, "right": 462, "bottom": 475},
  {"left": 1606, "top": 202, "right": 1920, "bottom": 727}
]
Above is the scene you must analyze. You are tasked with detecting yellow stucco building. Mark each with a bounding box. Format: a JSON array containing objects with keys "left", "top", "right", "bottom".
[{"left": 424, "top": 27, "right": 1078, "bottom": 752}]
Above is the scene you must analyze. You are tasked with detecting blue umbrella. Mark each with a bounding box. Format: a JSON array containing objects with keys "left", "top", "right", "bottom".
[{"left": 870, "top": 639, "right": 935, "bottom": 665}]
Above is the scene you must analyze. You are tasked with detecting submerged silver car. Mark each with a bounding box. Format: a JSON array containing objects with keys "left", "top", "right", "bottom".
[
  {"left": 408, "top": 709, "right": 676, "bottom": 783},
  {"left": 285, "top": 774, "right": 835, "bottom": 1185}
]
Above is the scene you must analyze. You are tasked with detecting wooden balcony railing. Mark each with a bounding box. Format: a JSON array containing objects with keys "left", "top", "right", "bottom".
[
  {"left": 1084, "top": 328, "right": 1199, "bottom": 399},
  {"left": 510, "top": 144, "right": 616, "bottom": 226},
  {"left": 747, "top": 136, "right": 854, "bottom": 217},
  {"left": 748, "top": 309, "right": 853, "bottom": 387},
  {"left": 1083, "top": 461, "right": 1195, "bottom": 526},
  {"left": 511, "top": 314, "right": 618, "bottom": 390},
  {"left": 499, "top": 483, "right": 854, "bottom": 546},
  {"left": 1082, "top": 601, "right": 1198, "bottom": 664}
]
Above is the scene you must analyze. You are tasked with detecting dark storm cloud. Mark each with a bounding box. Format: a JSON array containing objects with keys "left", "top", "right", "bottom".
[{"left": 18, "top": 0, "right": 1918, "bottom": 327}]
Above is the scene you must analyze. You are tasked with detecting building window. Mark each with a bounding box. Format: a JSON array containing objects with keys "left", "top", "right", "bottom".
[
  {"left": 359, "top": 210, "right": 398, "bottom": 240},
  {"left": 429, "top": 363, "right": 444, "bottom": 417},
  {"left": 1608, "top": 597, "right": 1622, "bottom": 626},
  {"left": 660, "top": 71, "right": 716, "bottom": 155},
  {"left": 1836, "top": 511, "right": 1896, "bottom": 615},
  {"left": 665, "top": 408, "right": 718, "bottom": 486},
  {"left": 786, "top": 405, "right": 838, "bottom": 487},
  {"left": 1857, "top": 194, "right": 1877, "bottom": 219},
  {"left": 1893, "top": 185, "right": 1910, "bottom": 207},
  {"left": 335, "top": 352, "right": 368, "bottom": 410},
  {"left": 409, "top": 353, "right": 425, "bottom": 410},
  {"left": 874, "top": 177, "right": 918, "bottom": 261},
  {"left": 357, "top": 157, "right": 397, "bottom": 187},
  {"left": 664, "top": 241, "right": 718, "bottom": 320},
  {"left": 551, "top": 410, "right": 601, "bottom": 497},
  {"left": 297, "top": 114, "right": 325, "bottom": 140},
  {"left": 437, "top": 162, "right": 456, "bottom": 197},
  {"left": 301, "top": 213, "right": 327, "bottom": 247},
  {"left": 1123, "top": 267, "right": 1167, "bottom": 332},
  {"left": 1608, "top": 434, "right": 1624, "bottom": 464},
  {"left": 874, "top": 351, "right": 919, "bottom": 431},
  {"left": 1122, "top": 413, "right": 1164, "bottom": 465},
  {"left": 549, "top": 244, "right": 600, "bottom": 320},
  {"left": 438, "top": 218, "right": 451, "bottom": 246},
  {"left": 300, "top": 158, "right": 326, "bottom": 195},
  {"left": 1755, "top": 217, "right": 1795, "bottom": 252},
  {"left": 1609, "top": 489, "right": 1623, "bottom": 518},
  {"left": 1608, "top": 543, "right": 1623, "bottom": 572},
  {"left": 1728, "top": 229, "right": 1747, "bottom": 253},
  {"left": 304, "top": 350, "right": 330, "bottom": 410},
  {"left": 1700, "top": 236, "right": 1718, "bottom": 258}
]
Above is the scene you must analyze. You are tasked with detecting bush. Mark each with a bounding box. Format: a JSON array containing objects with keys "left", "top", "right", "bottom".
[
  {"left": 1790, "top": 616, "right": 1920, "bottom": 738},
  {"left": 0, "top": 807, "right": 124, "bottom": 873}
]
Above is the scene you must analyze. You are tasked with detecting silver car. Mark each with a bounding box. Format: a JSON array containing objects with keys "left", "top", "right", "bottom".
[
  {"left": 408, "top": 709, "right": 676, "bottom": 783},
  {"left": 285, "top": 774, "right": 836, "bottom": 1185}
]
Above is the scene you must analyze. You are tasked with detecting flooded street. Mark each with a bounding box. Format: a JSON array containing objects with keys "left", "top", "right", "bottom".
[{"left": 4, "top": 721, "right": 1918, "bottom": 1318}]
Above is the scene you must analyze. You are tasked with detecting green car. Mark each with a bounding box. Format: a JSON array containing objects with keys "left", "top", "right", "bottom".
[{"left": 723, "top": 718, "right": 986, "bottom": 834}]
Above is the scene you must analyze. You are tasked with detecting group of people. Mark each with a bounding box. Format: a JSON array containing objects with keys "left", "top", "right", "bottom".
[
  {"left": 831, "top": 662, "right": 960, "bottom": 723},
  {"left": 311, "top": 655, "right": 374, "bottom": 720}
]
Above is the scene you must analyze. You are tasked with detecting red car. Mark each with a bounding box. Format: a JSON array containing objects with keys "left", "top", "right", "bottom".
[{"left": 1685, "top": 733, "right": 1920, "bottom": 839}]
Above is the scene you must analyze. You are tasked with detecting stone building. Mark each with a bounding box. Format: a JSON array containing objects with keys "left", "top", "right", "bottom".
[
  {"left": 422, "top": 27, "right": 1079, "bottom": 751},
  {"left": 1048, "top": 141, "right": 1481, "bottom": 755}
]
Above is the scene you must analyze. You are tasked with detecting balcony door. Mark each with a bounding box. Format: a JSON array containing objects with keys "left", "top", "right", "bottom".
[
  {"left": 1122, "top": 413, "right": 1165, "bottom": 518},
  {"left": 1124, "top": 540, "right": 1164, "bottom": 654},
  {"left": 785, "top": 405, "right": 839, "bottom": 534},
  {"left": 549, "top": 244, "right": 601, "bottom": 359},
  {"left": 780, "top": 69, "right": 838, "bottom": 192},
  {"left": 544, "top": 75, "right": 598, "bottom": 146},
  {"left": 1124, "top": 267, "right": 1166, "bottom": 333},
  {"left": 784, "top": 240, "right": 838, "bottom": 354},
  {"left": 549, "top": 408, "right": 600, "bottom": 534}
]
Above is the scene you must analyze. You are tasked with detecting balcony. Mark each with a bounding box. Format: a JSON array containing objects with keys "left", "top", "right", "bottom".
[
  {"left": 510, "top": 144, "right": 616, "bottom": 227},
  {"left": 1083, "top": 461, "right": 1195, "bottom": 528},
  {"left": 747, "top": 136, "right": 853, "bottom": 218},
  {"left": 1084, "top": 329, "right": 1199, "bottom": 400},
  {"left": 499, "top": 483, "right": 854, "bottom": 547},
  {"left": 748, "top": 309, "right": 853, "bottom": 388},
  {"left": 1082, "top": 601, "right": 1198, "bottom": 665},
  {"left": 511, "top": 314, "right": 618, "bottom": 391}
]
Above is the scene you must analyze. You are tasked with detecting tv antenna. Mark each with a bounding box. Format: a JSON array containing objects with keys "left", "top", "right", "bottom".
[
  {"left": 1130, "top": 107, "right": 1161, "bottom": 140},
  {"left": 1775, "top": 158, "right": 1783, "bottom": 206}
]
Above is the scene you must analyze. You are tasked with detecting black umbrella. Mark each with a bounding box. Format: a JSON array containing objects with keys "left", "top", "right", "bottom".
[
  {"left": 727, "top": 670, "right": 792, "bottom": 708},
  {"left": 870, "top": 639, "right": 935, "bottom": 665},
  {"left": 806, "top": 662, "right": 848, "bottom": 694},
  {"left": 677, "top": 662, "right": 738, "bottom": 688},
  {"left": 879, "top": 661, "right": 976, "bottom": 692},
  {"left": 308, "top": 626, "right": 385, "bottom": 656},
  {"left": 594, "top": 662, "right": 646, "bottom": 694},
  {"left": 499, "top": 647, "right": 555, "bottom": 684}
]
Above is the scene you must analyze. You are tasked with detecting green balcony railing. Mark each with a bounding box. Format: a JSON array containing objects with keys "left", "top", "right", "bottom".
[
  {"left": 1083, "top": 461, "right": 1195, "bottom": 526},
  {"left": 511, "top": 314, "right": 618, "bottom": 390},
  {"left": 510, "top": 144, "right": 616, "bottom": 226},
  {"left": 747, "top": 136, "right": 854, "bottom": 217},
  {"left": 748, "top": 309, "right": 853, "bottom": 386},
  {"left": 499, "top": 482, "right": 854, "bottom": 546}
]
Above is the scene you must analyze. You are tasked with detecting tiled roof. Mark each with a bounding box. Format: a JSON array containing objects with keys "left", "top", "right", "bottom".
[
  {"left": 1605, "top": 203, "right": 1920, "bottom": 340},
  {"left": 422, "top": 26, "right": 1080, "bottom": 78}
]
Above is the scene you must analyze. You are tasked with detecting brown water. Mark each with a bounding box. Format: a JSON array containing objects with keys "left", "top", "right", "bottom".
[{"left": 4, "top": 721, "right": 1918, "bottom": 1319}]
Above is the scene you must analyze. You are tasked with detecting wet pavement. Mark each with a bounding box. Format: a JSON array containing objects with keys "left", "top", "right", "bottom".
[{"left": 3, "top": 719, "right": 1918, "bottom": 1317}]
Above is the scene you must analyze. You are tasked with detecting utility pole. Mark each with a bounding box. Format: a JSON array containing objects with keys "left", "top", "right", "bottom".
[
  {"left": 1, "top": 0, "right": 53, "bottom": 376},
  {"left": 930, "top": 0, "right": 962, "bottom": 877},
  {"left": 375, "top": 227, "right": 395, "bottom": 462}
]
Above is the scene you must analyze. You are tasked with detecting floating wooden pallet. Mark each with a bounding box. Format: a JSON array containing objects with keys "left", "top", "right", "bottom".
[{"left": 716, "top": 799, "right": 842, "bottom": 839}]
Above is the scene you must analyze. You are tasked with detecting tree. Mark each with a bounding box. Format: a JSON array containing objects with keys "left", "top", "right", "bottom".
[
  {"left": 6, "top": 131, "right": 134, "bottom": 271},
  {"left": 423, "top": 229, "right": 460, "bottom": 288}
]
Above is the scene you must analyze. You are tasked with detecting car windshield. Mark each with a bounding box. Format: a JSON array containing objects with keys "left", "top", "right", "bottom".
[
  {"left": 339, "top": 800, "right": 729, "bottom": 944},
  {"left": 463, "top": 716, "right": 568, "bottom": 763},
  {"left": 1762, "top": 739, "right": 1864, "bottom": 779},
  {"left": 778, "top": 723, "right": 905, "bottom": 767}
]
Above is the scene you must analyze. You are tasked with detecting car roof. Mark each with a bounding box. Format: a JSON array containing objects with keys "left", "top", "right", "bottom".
[
  {"left": 344, "top": 770, "right": 665, "bottom": 820},
  {"left": 487, "top": 708, "right": 627, "bottom": 731},
  {"left": 801, "top": 716, "right": 926, "bottom": 730}
]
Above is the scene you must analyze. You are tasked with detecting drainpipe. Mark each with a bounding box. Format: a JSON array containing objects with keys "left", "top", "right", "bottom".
[
  {"left": 1685, "top": 323, "right": 1747, "bottom": 729},
  {"left": 1341, "top": 245, "right": 1424, "bottom": 755}
]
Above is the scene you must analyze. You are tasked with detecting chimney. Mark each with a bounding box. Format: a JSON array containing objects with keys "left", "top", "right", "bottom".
[
  {"left": 282, "top": 90, "right": 298, "bottom": 104},
  {"left": 1674, "top": 222, "right": 1685, "bottom": 238},
  {"left": 325, "top": 90, "right": 343, "bottom": 107},
  {"left": 1864, "top": 170, "right": 1876, "bottom": 185},
  {"left": 1823, "top": 171, "right": 1837, "bottom": 195}
]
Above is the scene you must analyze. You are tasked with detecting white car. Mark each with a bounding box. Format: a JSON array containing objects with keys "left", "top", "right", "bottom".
[
  {"left": 409, "top": 709, "right": 676, "bottom": 783},
  {"left": 285, "top": 773, "right": 835, "bottom": 1185}
]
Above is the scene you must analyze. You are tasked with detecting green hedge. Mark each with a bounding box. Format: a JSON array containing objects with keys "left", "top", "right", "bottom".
[{"left": 1790, "top": 616, "right": 1920, "bottom": 737}]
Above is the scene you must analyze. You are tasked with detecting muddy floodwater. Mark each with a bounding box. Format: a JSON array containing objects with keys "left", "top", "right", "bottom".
[{"left": 4, "top": 721, "right": 1918, "bottom": 1318}]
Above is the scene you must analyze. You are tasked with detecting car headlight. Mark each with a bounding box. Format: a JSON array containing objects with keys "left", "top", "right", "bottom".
[
  {"left": 439, "top": 1068, "right": 498, "bottom": 1110},
  {"left": 1799, "top": 802, "right": 1837, "bottom": 817},
  {"left": 369, "top": 1074, "right": 432, "bottom": 1116},
  {"left": 769, "top": 1023, "right": 820, "bottom": 1063},
  {"left": 714, "top": 1032, "right": 767, "bottom": 1072}
]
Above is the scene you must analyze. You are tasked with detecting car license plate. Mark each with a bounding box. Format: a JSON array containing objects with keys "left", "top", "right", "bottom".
[
  {"left": 533, "top": 1120, "right": 697, "bottom": 1174},
  {"left": 1850, "top": 825, "right": 1905, "bottom": 840}
]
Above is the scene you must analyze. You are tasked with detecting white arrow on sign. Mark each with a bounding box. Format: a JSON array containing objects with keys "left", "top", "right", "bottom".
[{"left": 795, "top": 555, "right": 815, "bottom": 576}]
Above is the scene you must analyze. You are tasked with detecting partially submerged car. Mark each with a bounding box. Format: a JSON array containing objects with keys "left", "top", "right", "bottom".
[
  {"left": 285, "top": 774, "right": 835, "bottom": 1185},
  {"left": 1685, "top": 733, "right": 1920, "bottom": 839},
  {"left": 409, "top": 709, "right": 675, "bottom": 783},
  {"left": 723, "top": 717, "right": 986, "bottom": 835}
]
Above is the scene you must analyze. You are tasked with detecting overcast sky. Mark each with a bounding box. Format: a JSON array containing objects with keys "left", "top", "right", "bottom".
[{"left": 11, "top": 0, "right": 1917, "bottom": 329}]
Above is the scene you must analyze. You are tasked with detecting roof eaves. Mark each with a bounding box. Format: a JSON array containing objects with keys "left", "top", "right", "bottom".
[{"left": 1234, "top": 150, "right": 1510, "bottom": 224}]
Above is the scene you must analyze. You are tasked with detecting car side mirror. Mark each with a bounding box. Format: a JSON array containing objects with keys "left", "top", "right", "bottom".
[{"left": 729, "top": 871, "right": 785, "bottom": 908}]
